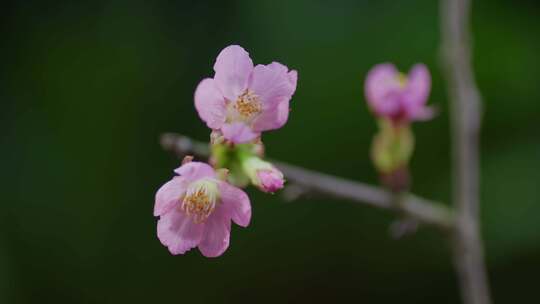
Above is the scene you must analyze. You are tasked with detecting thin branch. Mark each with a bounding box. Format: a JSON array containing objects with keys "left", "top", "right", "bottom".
[
  {"left": 441, "top": 0, "right": 491, "bottom": 303},
  {"left": 160, "top": 133, "right": 454, "bottom": 230}
]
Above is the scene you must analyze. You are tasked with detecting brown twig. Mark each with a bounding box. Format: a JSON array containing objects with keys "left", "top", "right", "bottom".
[
  {"left": 441, "top": 0, "right": 492, "bottom": 303},
  {"left": 160, "top": 133, "right": 454, "bottom": 230}
]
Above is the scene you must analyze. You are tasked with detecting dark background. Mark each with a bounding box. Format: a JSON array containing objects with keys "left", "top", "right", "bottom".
[{"left": 1, "top": 0, "right": 539, "bottom": 303}]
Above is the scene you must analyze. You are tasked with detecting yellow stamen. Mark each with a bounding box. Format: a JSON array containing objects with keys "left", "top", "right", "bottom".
[
  {"left": 396, "top": 72, "right": 408, "bottom": 87},
  {"left": 234, "top": 90, "right": 262, "bottom": 118},
  {"left": 181, "top": 180, "right": 219, "bottom": 223}
]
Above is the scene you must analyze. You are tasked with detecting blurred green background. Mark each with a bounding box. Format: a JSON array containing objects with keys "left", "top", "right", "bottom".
[{"left": 1, "top": 0, "right": 539, "bottom": 303}]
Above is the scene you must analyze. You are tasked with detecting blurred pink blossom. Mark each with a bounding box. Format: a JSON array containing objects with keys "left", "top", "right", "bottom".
[{"left": 365, "top": 63, "right": 433, "bottom": 123}]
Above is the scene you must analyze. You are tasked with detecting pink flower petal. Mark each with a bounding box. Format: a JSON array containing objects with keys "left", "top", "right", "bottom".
[
  {"left": 197, "top": 206, "right": 231, "bottom": 257},
  {"left": 257, "top": 169, "right": 284, "bottom": 193},
  {"left": 248, "top": 62, "right": 296, "bottom": 109},
  {"left": 154, "top": 176, "right": 187, "bottom": 216},
  {"left": 218, "top": 181, "right": 251, "bottom": 227},
  {"left": 251, "top": 99, "right": 290, "bottom": 132},
  {"left": 157, "top": 208, "right": 204, "bottom": 255},
  {"left": 221, "top": 122, "right": 260, "bottom": 143},
  {"left": 194, "top": 78, "right": 227, "bottom": 129},
  {"left": 174, "top": 162, "right": 216, "bottom": 182},
  {"left": 288, "top": 69, "right": 298, "bottom": 89},
  {"left": 404, "top": 64, "right": 431, "bottom": 107},
  {"left": 365, "top": 63, "right": 402, "bottom": 117},
  {"left": 213, "top": 45, "right": 254, "bottom": 101}
]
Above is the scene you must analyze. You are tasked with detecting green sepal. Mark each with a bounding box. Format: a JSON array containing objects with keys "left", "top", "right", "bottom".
[{"left": 371, "top": 119, "right": 414, "bottom": 174}]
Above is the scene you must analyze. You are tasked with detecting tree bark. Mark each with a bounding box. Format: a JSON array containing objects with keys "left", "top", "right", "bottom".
[{"left": 440, "top": 0, "right": 492, "bottom": 303}]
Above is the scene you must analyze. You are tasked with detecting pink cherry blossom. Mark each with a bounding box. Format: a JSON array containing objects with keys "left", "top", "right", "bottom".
[
  {"left": 154, "top": 161, "right": 251, "bottom": 257},
  {"left": 195, "top": 45, "right": 297, "bottom": 143},
  {"left": 365, "top": 63, "right": 433, "bottom": 123}
]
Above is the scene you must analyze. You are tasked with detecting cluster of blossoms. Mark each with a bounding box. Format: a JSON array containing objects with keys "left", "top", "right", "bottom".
[
  {"left": 154, "top": 44, "right": 433, "bottom": 257},
  {"left": 364, "top": 63, "right": 433, "bottom": 191},
  {"left": 155, "top": 45, "right": 297, "bottom": 257}
]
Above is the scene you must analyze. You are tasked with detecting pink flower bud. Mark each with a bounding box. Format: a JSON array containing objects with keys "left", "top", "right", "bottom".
[
  {"left": 257, "top": 169, "right": 285, "bottom": 193},
  {"left": 242, "top": 156, "right": 285, "bottom": 193}
]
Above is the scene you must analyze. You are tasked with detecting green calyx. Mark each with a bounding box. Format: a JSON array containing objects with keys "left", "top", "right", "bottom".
[
  {"left": 241, "top": 156, "right": 274, "bottom": 186},
  {"left": 211, "top": 142, "right": 260, "bottom": 187},
  {"left": 371, "top": 118, "right": 415, "bottom": 174}
]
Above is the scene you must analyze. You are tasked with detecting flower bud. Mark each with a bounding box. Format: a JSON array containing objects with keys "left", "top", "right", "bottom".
[
  {"left": 257, "top": 169, "right": 285, "bottom": 193},
  {"left": 242, "top": 156, "right": 284, "bottom": 193}
]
